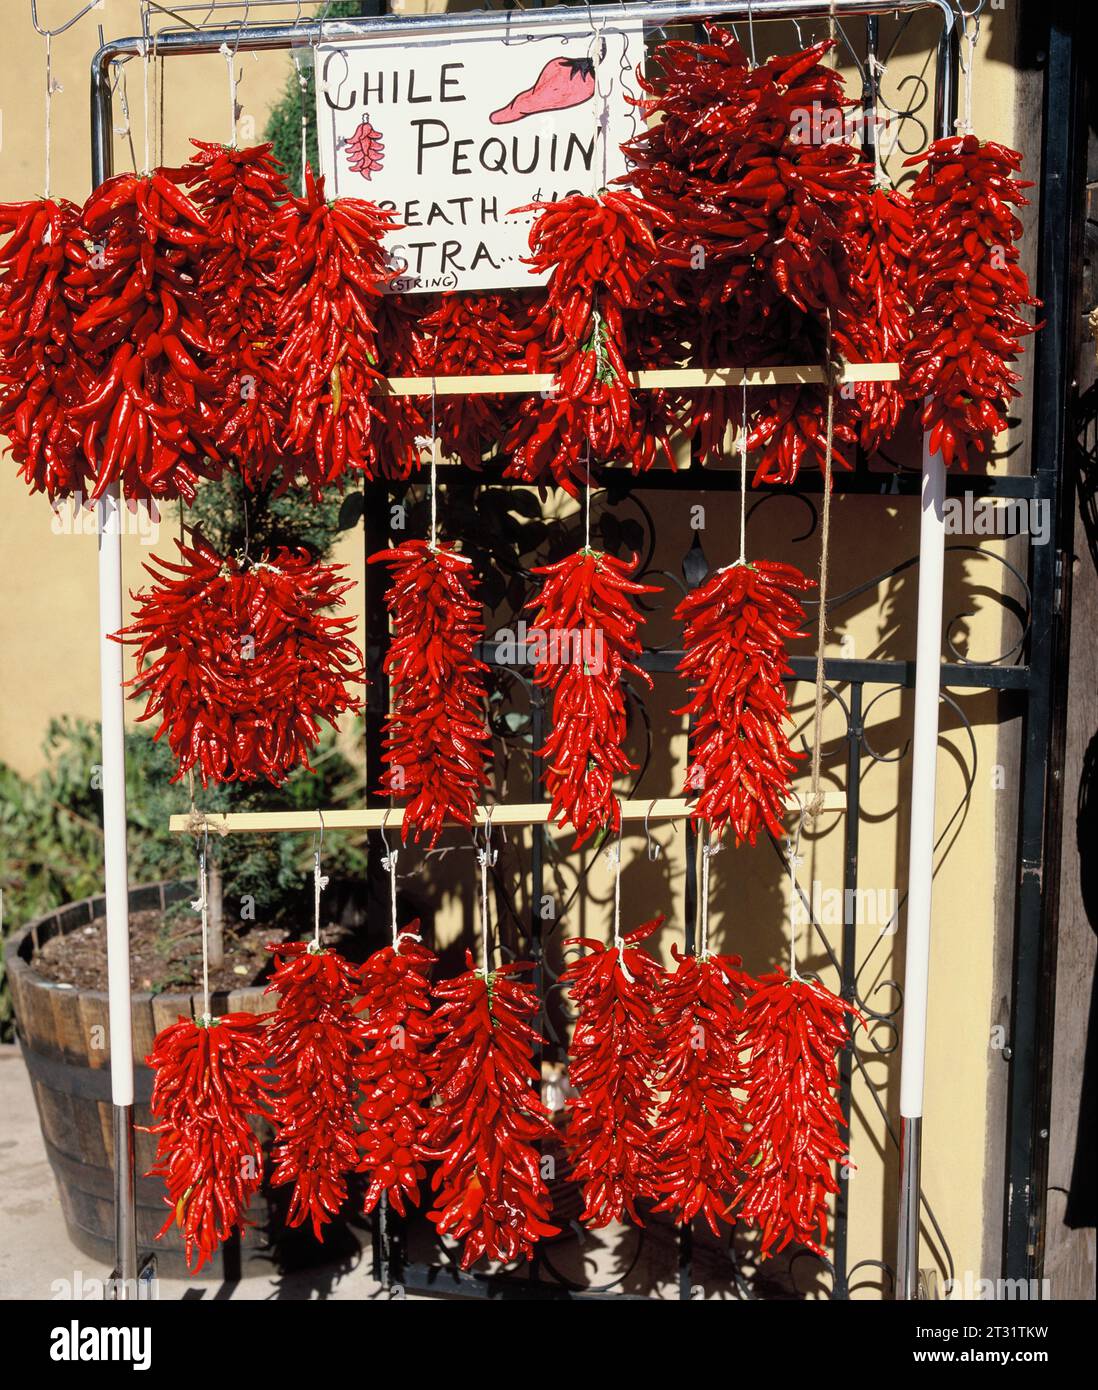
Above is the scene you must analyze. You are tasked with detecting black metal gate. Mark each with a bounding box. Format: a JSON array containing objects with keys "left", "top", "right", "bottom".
[{"left": 358, "top": 0, "right": 1083, "bottom": 1299}]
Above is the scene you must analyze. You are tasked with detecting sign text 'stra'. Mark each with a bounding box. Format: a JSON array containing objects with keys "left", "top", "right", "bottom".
[{"left": 49, "top": 1322, "right": 152, "bottom": 1371}]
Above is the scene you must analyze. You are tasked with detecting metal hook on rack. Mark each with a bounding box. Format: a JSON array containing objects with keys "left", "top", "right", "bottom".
[
  {"left": 643, "top": 798, "right": 662, "bottom": 861},
  {"left": 378, "top": 805, "right": 394, "bottom": 867},
  {"left": 30, "top": 0, "right": 102, "bottom": 37}
]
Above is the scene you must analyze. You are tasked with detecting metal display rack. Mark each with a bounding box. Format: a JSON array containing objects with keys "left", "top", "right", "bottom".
[{"left": 74, "top": 0, "right": 1075, "bottom": 1301}]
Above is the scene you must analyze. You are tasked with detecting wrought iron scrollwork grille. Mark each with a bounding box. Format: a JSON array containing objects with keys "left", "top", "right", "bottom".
[{"left": 354, "top": 0, "right": 1068, "bottom": 1301}]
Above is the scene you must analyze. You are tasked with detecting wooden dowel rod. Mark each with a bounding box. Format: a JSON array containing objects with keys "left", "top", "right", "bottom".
[
  {"left": 169, "top": 792, "right": 845, "bottom": 836},
  {"left": 375, "top": 363, "right": 900, "bottom": 397}
]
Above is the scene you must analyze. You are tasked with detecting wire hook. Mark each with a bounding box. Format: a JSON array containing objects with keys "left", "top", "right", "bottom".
[
  {"left": 643, "top": 798, "right": 662, "bottom": 861},
  {"left": 30, "top": 0, "right": 102, "bottom": 38}
]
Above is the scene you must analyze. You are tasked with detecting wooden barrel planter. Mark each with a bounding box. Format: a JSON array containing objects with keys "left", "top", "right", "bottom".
[{"left": 5, "top": 880, "right": 365, "bottom": 1280}]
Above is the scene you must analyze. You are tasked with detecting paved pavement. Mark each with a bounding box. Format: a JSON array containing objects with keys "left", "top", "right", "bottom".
[{"left": 0, "top": 1044, "right": 392, "bottom": 1302}]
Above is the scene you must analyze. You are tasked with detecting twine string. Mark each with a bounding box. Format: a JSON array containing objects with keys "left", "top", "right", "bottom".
[
  {"left": 191, "top": 828, "right": 211, "bottom": 1022},
  {"left": 806, "top": 315, "right": 836, "bottom": 823},
  {"left": 955, "top": 7, "right": 981, "bottom": 137},
  {"left": 584, "top": 442, "right": 592, "bottom": 550},
  {"left": 141, "top": 38, "right": 151, "bottom": 175},
  {"left": 429, "top": 379, "right": 438, "bottom": 550},
  {"left": 312, "top": 811, "right": 328, "bottom": 949},
  {"left": 787, "top": 803, "right": 806, "bottom": 981},
  {"left": 292, "top": 52, "right": 309, "bottom": 193},
  {"left": 698, "top": 825, "right": 720, "bottom": 959},
  {"left": 219, "top": 42, "right": 238, "bottom": 148},
  {"left": 477, "top": 814, "right": 496, "bottom": 978},
  {"left": 607, "top": 834, "right": 634, "bottom": 981},
  {"left": 44, "top": 31, "right": 56, "bottom": 199},
  {"left": 739, "top": 378, "right": 749, "bottom": 564}
]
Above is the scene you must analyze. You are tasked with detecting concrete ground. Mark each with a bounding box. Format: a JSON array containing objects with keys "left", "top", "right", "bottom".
[{"left": 0, "top": 1044, "right": 394, "bottom": 1302}]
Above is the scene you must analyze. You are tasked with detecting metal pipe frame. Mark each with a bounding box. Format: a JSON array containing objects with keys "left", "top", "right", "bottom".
[{"left": 86, "top": 0, "right": 973, "bottom": 1300}]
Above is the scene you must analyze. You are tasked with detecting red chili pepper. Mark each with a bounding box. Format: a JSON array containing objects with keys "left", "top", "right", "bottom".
[
  {"left": 614, "top": 29, "right": 873, "bottom": 484},
  {"left": 732, "top": 972, "right": 861, "bottom": 1259},
  {"left": 68, "top": 170, "right": 224, "bottom": 502},
  {"left": 902, "top": 134, "right": 1040, "bottom": 468},
  {"left": 412, "top": 291, "right": 534, "bottom": 469},
  {"left": 649, "top": 945, "right": 755, "bottom": 1233},
  {"left": 368, "top": 539, "right": 491, "bottom": 845},
  {"left": 527, "top": 548, "right": 659, "bottom": 848},
  {"left": 357, "top": 923, "right": 437, "bottom": 1217},
  {"left": 112, "top": 535, "right": 364, "bottom": 785},
  {"left": 0, "top": 196, "right": 90, "bottom": 499},
  {"left": 561, "top": 916, "right": 665, "bottom": 1227},
  {"left": 183, "top": 140, "right": 300, "bottom": 491},
  {"left": 504, "top": 191, "right": 674, "bottom": 493},
  {"left": 265, "top": 941, "right": 369, "bottom": 1240},
  {"left": 676, "top": 559, "right": 813, "bottom": 843},
  {"left": 145, "top": 1012, "right": 272, "bottom": 1273},
  {"left": 274, "top": 165, "right": 398, "bottom": 493},
  {"left": 422, "top": 953, "right": 558, "bottom": 1267}
]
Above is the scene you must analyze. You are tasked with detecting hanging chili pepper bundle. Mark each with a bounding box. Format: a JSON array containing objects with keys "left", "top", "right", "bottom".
[
  {"left": 184, "top": 140, "right": 298, "bottom": 490},
  {"left": 733, "top": 972, "right": 858, "bottom": 1258},
  {"left": 621, "top": 31, "right": 871, "bottom": 484},
  {"left": 746, "top": 374, "right": 860, "bottom": 485},
  {"left": 370, "top": 292, "right": 430, "bottom": 481},
  {"left": 66, "top": 169, "right": 224, "bottom": 502},
  {"left": 527, "top": 549, "right": 658, "bottom": 848},
  {"left": 274, "top": 165, "right": 397, "bottom": 493},
  {"left": 506, "top": 191, "right": 673, "bottom": 494},
  {"left": 368, "top": 539, "right": 490, "bottom": 844},
  {"left": 145, "top": 1013, "right": 271, "bottom": 1273},
  {"left": 836, "top": 184, "right": 915, "bottom": 455},
  {"left": 114, "top": 535, "right": 364, "bottom": 785},
  {"left": 561, "top": 915, "right": 665, "bottom": 1228},
  {"left": 413, "top": 291, "right": 532, "bottom": 469},
  {"left": 649, "top": 945, "right": 754, "bottom": 1234},
  {"left": 264, "top": 941, "right": 368, "bottom": 1239},
  {"left": 0, "top": 196, "right": 89, "bottom": 499},
  {"left": 902, "top": 134, "right": 1038, "bottom": 468},
  {"left": 423, "top": 954, "right": 558, "bottom": 1266},
  {"left": 676, "top": 560, "right": 812, "bottom": 843},
  {"left": 623, "top": 32, "right": 869, "bottom": 314},
  {"left": 357, "top": 922, "right": 438, "bottom": 1218}
]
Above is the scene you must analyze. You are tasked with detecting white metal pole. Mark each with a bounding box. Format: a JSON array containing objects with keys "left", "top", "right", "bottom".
[
  {"left": 894, "top": 6, "right": 955, "bottom": 1295},
  {"left": 97, "top": 487, "right": 133, "bottom": 1107},
  {"left": 91, "top": 44, "right": 137, "bottom": 1291},
  {"left": 98, "top": 487, "right": 137, "bottom": 1289},
  {"left": 895, "top": 433, "right": 947, "bottom": 1299}
]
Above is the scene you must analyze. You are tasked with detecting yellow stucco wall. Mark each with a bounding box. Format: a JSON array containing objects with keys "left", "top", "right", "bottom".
[{"left": 0, "top": 2, "right": 1036, "bottom": 1297}]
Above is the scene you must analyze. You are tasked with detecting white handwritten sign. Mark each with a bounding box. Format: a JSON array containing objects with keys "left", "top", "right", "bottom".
[{"left": 315, "top": 17, "right": 643, "bottom": 294}]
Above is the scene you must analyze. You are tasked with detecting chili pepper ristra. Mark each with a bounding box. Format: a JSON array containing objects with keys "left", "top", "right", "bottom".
[
  {"left": 368, "top": 538, "right": 491, "bottom": 845},
  {"left": 676, "top": 559, "right": 813, "bottom": 843},
  {"left": 265, "top": 940, "right": 370, "bottom": 1240},
  {"left": 650, "top": 839, "right": 755, "bottom": 1234},
  {"left": 422, "top": 837, "right": 558, "bottom": 1267},
  {"left": 357, "top": 918, "right": 438, "bottom": 1219},
  {"left": 113, "top": 536, "right": 364, "bottom": 786},
  {"left": 561, "top": 899, "right": 665, "bottom": 1229},
  {"left": 527, "top": 548, "right": 659, "bottom": 849},
  {"left": 145, "top": 1012, "right": 272, "bottom": 1273}
]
